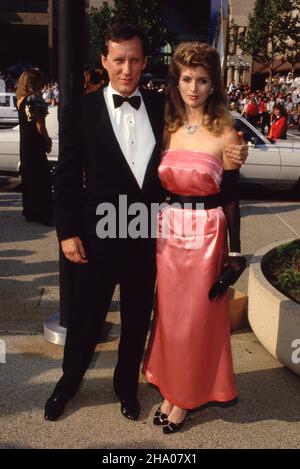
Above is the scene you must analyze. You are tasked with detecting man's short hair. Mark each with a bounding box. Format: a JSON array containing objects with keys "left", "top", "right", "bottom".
[{"left": 102, "top": 23, "right": 147, "bottom": 57}]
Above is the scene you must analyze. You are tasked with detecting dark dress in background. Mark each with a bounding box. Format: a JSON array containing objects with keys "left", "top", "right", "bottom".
[{"left": 18, "top": 96, "right": 53, "bottom": 223}]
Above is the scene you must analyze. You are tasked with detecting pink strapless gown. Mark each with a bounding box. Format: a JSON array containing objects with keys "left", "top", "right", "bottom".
[{"left": 142, "top": 150, "right": 237, "bottom": 409}]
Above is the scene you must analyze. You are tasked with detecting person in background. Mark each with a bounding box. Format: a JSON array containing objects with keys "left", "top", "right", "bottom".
[
  {"left": 52, "top": 82, "right": 59, "bottom": 105},
  {"left": 268, "top": 103, "right": 287, "bottom": 140},
  {"left": 259, "top": 97, "right": 270, "bottom": 135},
  {"left": 0, "top": 72, "right": 6, "bottom": 92},
  {"left": 16, "top": 68, "right": 53, "bottom": 226},
  {"left": 244, "top": 95, "right": 259, "bottom": 127},
  {"left": 84, "top": 68, "right": 105, "bottom": 93}
]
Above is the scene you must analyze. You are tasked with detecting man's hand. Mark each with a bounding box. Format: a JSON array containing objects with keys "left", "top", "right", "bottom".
[
  {"left": 61, "top": 237, "right": 88, "bottom": 264},
  {"left": 224, "top": 131, "right": 248, "bottom": 166}
]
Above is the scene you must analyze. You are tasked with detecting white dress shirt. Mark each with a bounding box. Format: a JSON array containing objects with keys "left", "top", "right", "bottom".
[{"left": 103, "top": 83, "right": 156, "bottom": 188}]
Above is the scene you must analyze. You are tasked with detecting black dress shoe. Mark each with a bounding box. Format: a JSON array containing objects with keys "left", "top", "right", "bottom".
[
  {"left": 44, "top": 379, "right": 82, "bottom": 421},
  {"left": 120, "top": 398, "right": 140, "bottom": 421},
  {"left": 153, "top": 406, "right": 168, "bottom": 426},
  {"left": 162, "top": 418, "right": 186, "bottom": 435},
  {"left": 44, "top": 395, "right": 69, "bottom": 421}
]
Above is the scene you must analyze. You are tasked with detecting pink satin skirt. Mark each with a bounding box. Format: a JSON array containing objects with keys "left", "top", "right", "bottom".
[{"left": 143, "top": 205, "right": 237, "bottom": 409}]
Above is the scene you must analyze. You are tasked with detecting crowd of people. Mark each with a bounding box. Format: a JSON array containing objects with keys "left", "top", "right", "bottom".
[
  {"left": 0, "top": 70, "right": 16, "bottom": 92},
  {"left": 226, "top": 74, "right": 300, "bottom": 136}
]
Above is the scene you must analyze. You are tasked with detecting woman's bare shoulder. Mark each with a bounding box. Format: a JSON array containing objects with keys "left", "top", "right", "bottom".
[{"left": 222, "top": 126, "right": 240, "bottom": 145}]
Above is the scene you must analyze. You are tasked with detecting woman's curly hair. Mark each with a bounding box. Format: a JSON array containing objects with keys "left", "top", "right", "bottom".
[
  {"left": 165, "top": 42, "right": 233, "bottom": 135},
  {"left": 16, "top": 68, "right": 44, "bottom": 100}
]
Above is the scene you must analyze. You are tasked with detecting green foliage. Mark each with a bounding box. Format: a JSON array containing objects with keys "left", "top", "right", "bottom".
[
  {"left": 89, "top": 0, "right": 167, "bottom": 62},
  {"left": 89, "top": 3, "right": 114, "bottom": 51},
  {"left": 268, "top": 240, "right": 300, "bottom": 303},
  {"left": 240, "top": 0, "right": 300, "bottom": 66},
  {"left": 277, "top": 269, "right": 300, "bottom": 293}
]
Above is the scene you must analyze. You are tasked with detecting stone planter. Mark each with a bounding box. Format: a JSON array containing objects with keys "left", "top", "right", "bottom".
[{"left": 248, "top": 239, "right": 300, "bottom": 375}]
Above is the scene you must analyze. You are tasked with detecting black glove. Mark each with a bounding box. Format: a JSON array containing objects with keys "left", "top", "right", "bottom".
[
  {"left": 209, "top": 256, "right": 247, "bottom": 301},
  {"left": 221, "top": 169, "right": 241, "bottom": 253}
]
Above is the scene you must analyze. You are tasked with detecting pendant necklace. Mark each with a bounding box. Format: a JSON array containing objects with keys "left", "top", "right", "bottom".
[{"left": 183, "top": 121, "right": 202, "bottom": 135}]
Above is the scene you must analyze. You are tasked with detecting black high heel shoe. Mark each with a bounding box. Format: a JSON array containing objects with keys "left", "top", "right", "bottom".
[
  {"left": 153, "top": 406, "right": 168, "bottom": 426},
  {"left": 162, "top": 414, "right": 187, "bottom": 434}
]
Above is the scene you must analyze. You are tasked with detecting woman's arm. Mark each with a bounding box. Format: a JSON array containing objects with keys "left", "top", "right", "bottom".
[
  {"left": 209, "top": 128, "right": 247, "bottom": 300},
  {"left": 34, "top": 108, "right": 52, "bottom": 153},
  {"left": 221, "top": 128, "right": 242, "bottom": 254},
  {"left": 222, "top": 128, "right": 242, "bottom": 170}
]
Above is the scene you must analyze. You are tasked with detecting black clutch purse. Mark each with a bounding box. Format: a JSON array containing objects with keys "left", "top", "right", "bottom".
[{"left": 209, "top": 256, "right": 247, "bottom": 301}]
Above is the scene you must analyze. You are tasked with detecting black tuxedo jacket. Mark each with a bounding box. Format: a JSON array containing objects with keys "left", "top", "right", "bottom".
[{"left": 53, "top": 88, "right": 165, "bottom": 242}]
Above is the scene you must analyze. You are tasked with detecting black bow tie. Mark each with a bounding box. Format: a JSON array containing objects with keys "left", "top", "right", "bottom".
[{"left": 112, "top": 94, "right": 141, "bottom": 110}]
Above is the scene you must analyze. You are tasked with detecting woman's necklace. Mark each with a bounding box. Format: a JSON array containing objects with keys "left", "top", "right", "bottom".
[{"left": 183, "top": 121, "right": 202, "bottom": 135}]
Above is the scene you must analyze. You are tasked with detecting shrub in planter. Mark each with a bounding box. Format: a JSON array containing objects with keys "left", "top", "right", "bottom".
[{"left": 266, "top": 239, "right": 300, "bottom": 304}]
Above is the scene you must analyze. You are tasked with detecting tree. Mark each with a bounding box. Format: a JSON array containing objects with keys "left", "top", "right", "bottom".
[
  {"left": 89, "top": 0, "right": 167, "bottom": 64},
  {"left": 240, "top": 0, "right": 300, "bottom": 89}
]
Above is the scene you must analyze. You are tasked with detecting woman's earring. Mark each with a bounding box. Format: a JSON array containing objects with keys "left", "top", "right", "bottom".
[{"left": 209, "top": 88, "right": 214, "bottom": 95}]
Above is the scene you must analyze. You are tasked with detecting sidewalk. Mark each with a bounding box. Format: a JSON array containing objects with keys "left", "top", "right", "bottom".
[{"left": 1, "top": 189, "right": 300, "bottom": 449}]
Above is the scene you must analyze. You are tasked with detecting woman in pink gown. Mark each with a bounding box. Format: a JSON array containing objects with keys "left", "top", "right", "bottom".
[{"left": 142, "top": 42, "right": 245, "bottom": 434}]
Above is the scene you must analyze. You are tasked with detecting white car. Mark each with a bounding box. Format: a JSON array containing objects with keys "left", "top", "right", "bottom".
[
  {"left": 233, "top": 112, "right": 300, "bottom": 194},
  {"left": 0, "top": 93, "right": 19, "bottom": 125},
  {"left": 0, "top": 106, "right": 299, "bottom": 195},
  {"left": 0, "top": 105, "right": 58, "bottom": 174}
]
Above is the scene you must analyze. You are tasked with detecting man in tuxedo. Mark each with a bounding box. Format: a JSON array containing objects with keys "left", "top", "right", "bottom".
[{"left": 45, "top": 24, "right": 247, "bottom": 422}]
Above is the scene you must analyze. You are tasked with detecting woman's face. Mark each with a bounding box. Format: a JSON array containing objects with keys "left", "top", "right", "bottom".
[
  {"left": 178, "top": 65, "right": 212, "bottom": 110},
  {"left": 274, "top": 107, "right": 281, "bottom": 117}
]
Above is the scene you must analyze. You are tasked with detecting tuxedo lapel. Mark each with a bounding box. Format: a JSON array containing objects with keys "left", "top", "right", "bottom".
[
  {"left": 141, "top": 89, "right": 161, "bottom": 143},
  {"left": 140, "top": 89, "right": 164, "bottom": 192}
]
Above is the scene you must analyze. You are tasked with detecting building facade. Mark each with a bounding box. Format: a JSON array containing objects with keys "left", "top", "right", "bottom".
[
  {"left": 0, "top": 0, "right": 50, "bottom": 72},
  {"left": 226, "top": 0, "right": 300, "bottom": 89},
  {"left": 2, "top": 0, "right": 299, "bottom": 88},
  {"left": 226, "top": 0, "right": 255, "bottom": 86}
]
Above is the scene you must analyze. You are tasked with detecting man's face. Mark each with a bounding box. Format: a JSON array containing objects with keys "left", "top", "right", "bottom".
[{"left": 101, "top": 36, "right": 147, "bottom": 96}]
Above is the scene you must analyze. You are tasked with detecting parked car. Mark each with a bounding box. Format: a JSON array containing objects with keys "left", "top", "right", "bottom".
[
  {"left": 0, "top": 106, "right": 299, "bottom": 195},
  {"left": 0, "top": 93, "right": 18, "bottom": 125},
  {"left": 233, "top": 112, "right": 300, "bottom": 193},
  {"left": 0, "top": 105, "right": 58, "bottom": 174}
]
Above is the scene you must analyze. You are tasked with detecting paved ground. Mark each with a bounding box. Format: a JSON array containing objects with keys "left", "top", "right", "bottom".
[{"left": 0, "top": 185, "right": 300, "bottom": 449}]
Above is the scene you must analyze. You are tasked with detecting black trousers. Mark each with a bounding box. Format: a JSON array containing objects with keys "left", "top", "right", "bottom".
[{"left": 53, "top": 236, "right": 156, "bottom": 400}]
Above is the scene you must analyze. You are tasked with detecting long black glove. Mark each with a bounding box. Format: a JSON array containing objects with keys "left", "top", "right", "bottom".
[
  {"left": 209, "top": 169, "right": 246, "bottom": 301},
  {"left": 221, "top": 169, "right": 241, "bottom": 253},
  {"left": 209, "top": 256, "right": 247, "bottom": 300}
]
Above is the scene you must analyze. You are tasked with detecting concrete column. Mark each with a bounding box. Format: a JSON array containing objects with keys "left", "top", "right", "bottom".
[
  {"left": 58, "top": 0, "right": 85, "bottom": 113},
  {"left": 58, "top": 0, "right": 85, "bottom": 328}
]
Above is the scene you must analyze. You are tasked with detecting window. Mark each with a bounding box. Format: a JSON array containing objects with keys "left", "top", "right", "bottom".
[
  {"left": 0, "top": 96, "right": 10, "bottom": 107},
  {"left": 234, "top": 118, "right": 266, "bottom": 145}
]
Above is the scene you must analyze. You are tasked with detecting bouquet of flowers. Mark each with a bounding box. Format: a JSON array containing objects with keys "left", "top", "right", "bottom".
[{"left": 25, "top": 95, "right": 48, "bottom": 122}]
